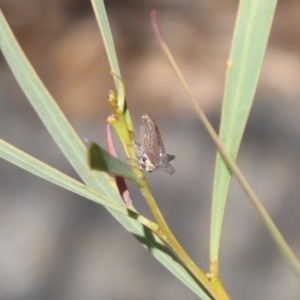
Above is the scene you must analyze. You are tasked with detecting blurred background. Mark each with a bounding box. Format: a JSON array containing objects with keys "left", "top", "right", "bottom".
[{"left": 0, "top": 1, "right": 300, "bottom": 299}]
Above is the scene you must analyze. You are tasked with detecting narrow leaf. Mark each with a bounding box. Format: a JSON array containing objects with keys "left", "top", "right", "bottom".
[
  {"left": 88, "top": 142, "right": 140, "bottom": 183},
  {"left": 91, "top": 0, "right": 133, "bottom": 131},
  {"left": 90, "top": 0, "right": 123, "bottom": 107},
  {"left": 210, "top": 0, "right": 277, "bottom": 264},
  {"left": 0, "top": 139, "right": 131, "bottom": 216}
]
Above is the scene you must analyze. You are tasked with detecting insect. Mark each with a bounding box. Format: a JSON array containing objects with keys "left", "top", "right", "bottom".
[{"left": 133, "top": 114, "right": 175, "bottom": 175}]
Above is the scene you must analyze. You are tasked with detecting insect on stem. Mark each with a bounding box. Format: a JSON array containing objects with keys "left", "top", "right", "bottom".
[{"left": 133, "top": 114, "right": 175, "bottom": 175}]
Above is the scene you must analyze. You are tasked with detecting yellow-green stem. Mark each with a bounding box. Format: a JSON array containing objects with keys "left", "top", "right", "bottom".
[
  {"left": 140, "top": 182, "right": 230, "bottom": 300},
  {"left": 108, "top": 91, "right": 230, "bottom": 299}
]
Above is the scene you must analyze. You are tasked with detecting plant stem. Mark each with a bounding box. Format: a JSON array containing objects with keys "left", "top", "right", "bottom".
[
  {"left": 109, "top": 91, "right": 230, "bottom": 299},
  {"left": 140, "top": 182, "right": 230, "bottom": 300}
]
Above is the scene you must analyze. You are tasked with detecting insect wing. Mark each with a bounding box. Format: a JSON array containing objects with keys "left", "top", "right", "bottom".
[
  {"left": 136, "top": 114, "right": 175, "bottom": 174},
  {"left": 140, "top": 114, "right": 167, "bottom": 166}
]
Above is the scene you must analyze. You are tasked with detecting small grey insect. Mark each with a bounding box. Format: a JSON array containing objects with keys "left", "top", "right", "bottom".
[{"left": 134, "top": 114, "right": 175, "bottom": 175}]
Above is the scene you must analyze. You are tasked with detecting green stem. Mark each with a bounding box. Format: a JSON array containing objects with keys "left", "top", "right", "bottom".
[
  {"left": 109, "top": 91, "right": 231, "bottom": 299},
  {"left": 140, "top": 182, "right": 230, "bottom": 300}
]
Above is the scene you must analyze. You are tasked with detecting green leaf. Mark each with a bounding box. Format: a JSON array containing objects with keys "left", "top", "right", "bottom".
[
  {"left": 90, "top": 0, "right": 123, "bottom": 108},
  {"left": 88, "top": 142, "right": 140, "bottom": 183},
  {"left": 0, "top": 139, "right": 134, "bottom": 216},
  {"left": 210, "top": 0, "right": 277, "bottom": 263},
  {"left": 91, "top": 0, "right": 133, "bottom": 131}
]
